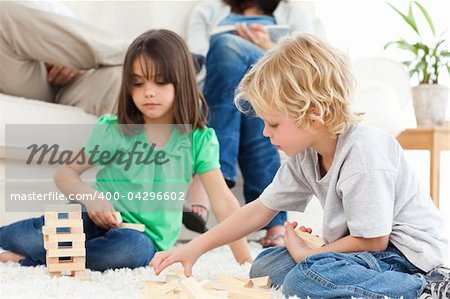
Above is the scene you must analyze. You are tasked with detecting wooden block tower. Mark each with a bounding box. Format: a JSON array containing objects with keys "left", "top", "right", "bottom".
[{"left": 42, "top": 204, "right": 88, "bottom": 279}]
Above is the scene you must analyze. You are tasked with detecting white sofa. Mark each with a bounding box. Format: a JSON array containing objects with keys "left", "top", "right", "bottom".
[{"left": 0, "top": 1, "right": 413, "bottom": 228}]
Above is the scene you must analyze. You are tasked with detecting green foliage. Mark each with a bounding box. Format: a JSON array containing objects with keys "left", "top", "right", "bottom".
[{"left": 385, "top": 1, "right": 449, "bottom": 84}]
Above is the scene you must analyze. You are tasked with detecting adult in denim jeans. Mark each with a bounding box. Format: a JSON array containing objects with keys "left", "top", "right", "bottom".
[
  {"left": 0, "top": 211, "right": 155, "bottom": 271},
  {"left": 187, "top": 0, "right": 315, "bottom": 247}
]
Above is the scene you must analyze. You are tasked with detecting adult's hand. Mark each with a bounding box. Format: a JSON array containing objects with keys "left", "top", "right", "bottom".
[
  {"left": 45, "top": 63, "right": 83, "bottom": 86},
  {"left": 235, "top": 23, "right": 274, "bottom": 51}
]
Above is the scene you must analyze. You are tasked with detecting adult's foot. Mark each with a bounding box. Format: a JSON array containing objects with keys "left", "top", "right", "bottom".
[{"left": 183, "top": 174, "right": 210, "bottom": 233}]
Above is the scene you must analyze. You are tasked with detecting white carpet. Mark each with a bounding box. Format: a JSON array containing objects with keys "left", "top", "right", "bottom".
[{"left": 0, "top": 242, "right": 292, "bottom": 299}]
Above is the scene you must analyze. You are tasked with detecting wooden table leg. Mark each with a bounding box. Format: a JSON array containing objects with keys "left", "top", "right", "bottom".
[{"left": 430, "top": 148, "right": 440, "bottom": 208}]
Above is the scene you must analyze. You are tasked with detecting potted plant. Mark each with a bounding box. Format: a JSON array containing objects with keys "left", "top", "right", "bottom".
[{"left": 385, "top": 1, "right": 450, "bottom": 126}]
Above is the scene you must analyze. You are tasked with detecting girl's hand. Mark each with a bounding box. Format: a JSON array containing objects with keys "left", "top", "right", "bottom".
[
  {"left": 83, "top": 200, "right": 120, "bottom": 230},
  {"left": 235, "top": 23, "right": 274, "bottom": 51},
  {"left": 150, "top": 243, "right": 201, "bottom": 277},
  {"left": 284, "top": 221, "right": 313, "bottom": 263}
]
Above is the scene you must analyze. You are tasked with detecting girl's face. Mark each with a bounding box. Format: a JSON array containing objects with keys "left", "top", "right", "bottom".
[
  {"left": 130, "top": 58, "right": 175, "bottom": 124},
  {"left": 259, "top": 110, "right": 317, "bottom": 157}
]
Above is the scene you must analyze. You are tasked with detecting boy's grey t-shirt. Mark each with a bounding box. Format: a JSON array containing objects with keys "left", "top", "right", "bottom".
[{"left": 259, "top": 124, "right": 447, "bottom": 272}]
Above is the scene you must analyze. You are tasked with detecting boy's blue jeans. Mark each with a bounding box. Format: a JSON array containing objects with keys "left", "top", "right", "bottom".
[
  {"left": 250, "top": 244, "right": 427, "bottom": 299},
  {"left": 203, "top": 33, "right": 286, "bottom": 228},
  {"left": 0, "top": 213, "right": 156, "bottom": 271}
]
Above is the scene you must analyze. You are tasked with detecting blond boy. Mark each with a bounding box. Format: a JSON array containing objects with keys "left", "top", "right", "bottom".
[{"left": 151, "top": 34, "right": 448, "bottom": 298}]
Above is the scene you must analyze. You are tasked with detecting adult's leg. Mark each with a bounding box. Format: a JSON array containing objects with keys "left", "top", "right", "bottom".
[
  {"left": 282, "top": 246, "right": 426, "bottom": 299},
  {"left": 203, "top": 34, "right": 261, "bottom": 184},
  {"left": 0, "top": 2, "right": 127, "bottom": 113},
  {"left": 238, "top": 112, "right": 286, "bottom": 231}
]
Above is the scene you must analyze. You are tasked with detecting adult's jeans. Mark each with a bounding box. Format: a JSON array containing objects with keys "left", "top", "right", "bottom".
[
  {"left": 250, "top": 244, "right": 426, "bottom": 298},
  {"left": 203, "top": 33, "right": 286, "bottom": 228},
  {"left": 0, "top": 212, "right": 156, "bottom": 271}
]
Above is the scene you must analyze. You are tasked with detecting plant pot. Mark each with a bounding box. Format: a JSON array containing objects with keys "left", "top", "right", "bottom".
[{"left": 412, "top": 84, "right": 449, "bottom": 126}]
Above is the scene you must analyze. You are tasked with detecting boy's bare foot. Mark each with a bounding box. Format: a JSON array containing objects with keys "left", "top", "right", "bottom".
[
  {"left": 0, "top": 251, "right": 25, "bottom": 263},
  {"left": 258, "top": 225, "right": 286, "bottom": 248}
]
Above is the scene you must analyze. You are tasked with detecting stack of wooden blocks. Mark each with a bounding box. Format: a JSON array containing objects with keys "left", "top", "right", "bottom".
[
  {"left": 143, "top": 269, "right": 272, "bottom": 299},
  {"left": 42, "top": 204, "right": 88, "bottom": 280}
]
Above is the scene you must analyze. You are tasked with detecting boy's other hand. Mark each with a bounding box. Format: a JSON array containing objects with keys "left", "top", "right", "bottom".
[{"left": 284, "top": 221, "right": 313, "bottom": 262}]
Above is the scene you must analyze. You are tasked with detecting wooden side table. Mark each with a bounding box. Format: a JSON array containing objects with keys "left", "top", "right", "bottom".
[{"left": 396, "top": 124, "right": 450, "bottom": 208}]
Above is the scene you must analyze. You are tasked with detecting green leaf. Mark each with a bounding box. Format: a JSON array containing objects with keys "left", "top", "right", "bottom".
[
  {"left": 413, "top": 1, "right": 436, "bottom": 36},
  {"left": 441, "top": 50, "right": 450, "bottom": 57},
  {"left": 387, "top": 2, "right": 419, "bottom": 35},
  {"left": 447, "top": 65, "right": 450, "bottom": 76},
  {"left": 384, "top": 39, "right": 419, "bottom": 55}
]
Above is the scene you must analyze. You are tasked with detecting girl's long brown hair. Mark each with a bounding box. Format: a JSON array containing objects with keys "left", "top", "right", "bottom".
[{"left": 117, "top": 29, "right": 208, "bottom": 134}]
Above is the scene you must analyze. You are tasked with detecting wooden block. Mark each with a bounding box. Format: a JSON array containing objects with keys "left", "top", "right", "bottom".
[
  {"left": 42, "top": 226, "right": 57, "bottom": 235},
  {"left": 47, "top": 247, "right": 85, "bottom": 258},
  {"left": 199, "top": 281, "right": 227, "bottom": 291},
  {"left": 73, "top": 256, "right": 85, "bottom": 263},
  {"left": 295, "top": 230, "right": 325, "bottom": 249},
  {"left": 166, "top": 274, "right": 183, "bottom": 283},
  {"left": 46, "top": 241, "right": 59, "bottom": 250},
  {"left": 68, "top": 211, "right": 82, "bottom": 219},
  {"left": 73, "top": 270, "right": 89, "bottom": 280},
  {"left": 47, "top": 262, "right": 85, "bottom": 272},
  {"left": 47, "top": 233, "right": 85, "bottom": 243},
  {"left": 44, "top": 219, "right": 83, "bottom": 228},
  {"left": 180, "top": 277, "right": 218, "bottom": 299},
  {"left": 151, "top": 280, "right": 180, "bottom": 295},
  {"left": 144, "top": 281, "right": 166, "bottom": 289},
  {"left": 119, "top": 223, "right": 145, "bottom": 232},
  {"left": 245, "top": 276, "right": 271, "bottom": 289},
  {"left": 46, "top": 256, "right": 59, "bottom": 263},
  {"left": 145, "top": 294, "right": 187, "bottom": 299},
  {"left": 216, "top": 274, "right": 246, "bottom": 289},
  {"left": 70, "top": 227, "right": 84, "bottom": 233},
  {"left": 45, "top": 204, "right": 82, "bottom": 213},
  {"left": 44, "top": 212, "right": 58, "bottom": 220},
  {"left": 227, "top": 287, "right": 270, "bottom": 299}
]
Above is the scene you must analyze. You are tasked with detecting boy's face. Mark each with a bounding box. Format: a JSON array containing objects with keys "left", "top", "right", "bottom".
[{"left": 260, "top": 111, "right": 316, "bottom": 157}]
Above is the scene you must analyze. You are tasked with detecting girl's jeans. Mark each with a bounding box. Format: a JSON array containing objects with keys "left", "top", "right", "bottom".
[
  {"left": 203, "top": 33, "right": 286, "bottom": 228},
  {"left": 0, "top": 212, "right": 156, "bottom": 271},
  {"left": 250, "top": 244, "right": 426, "bottom": 298}
]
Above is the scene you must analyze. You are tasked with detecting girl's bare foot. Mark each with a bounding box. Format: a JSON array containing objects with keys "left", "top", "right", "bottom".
[{"left": 0, "top": 251, "right": 25, "bottom": 263}]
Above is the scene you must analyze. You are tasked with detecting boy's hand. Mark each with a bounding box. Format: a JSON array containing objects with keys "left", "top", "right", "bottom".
[
  {"left": 150, "top": 243, "right": 201, "bottom": 277},
  {"left": 284, "top": 221, "right": 313, "bottom": 262}
]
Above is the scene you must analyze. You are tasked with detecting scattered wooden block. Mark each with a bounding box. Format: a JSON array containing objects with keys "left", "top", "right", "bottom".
[
  {"left": 295, "top": 230, "right": 325, "bottom": 249},
  {"left": 244, "top": 276, "right": 271, "bottom": 289},
  {"left": 119, "top": 223, "right": 145, "bottom": 232},
  {"left": 180, "top": 277, "right": 219, "bottom": 299}
]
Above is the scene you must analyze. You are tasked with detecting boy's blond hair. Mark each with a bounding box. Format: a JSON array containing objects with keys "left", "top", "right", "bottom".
[{"left": 235, "top": 33, "right": 359, "bottom": 138}]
